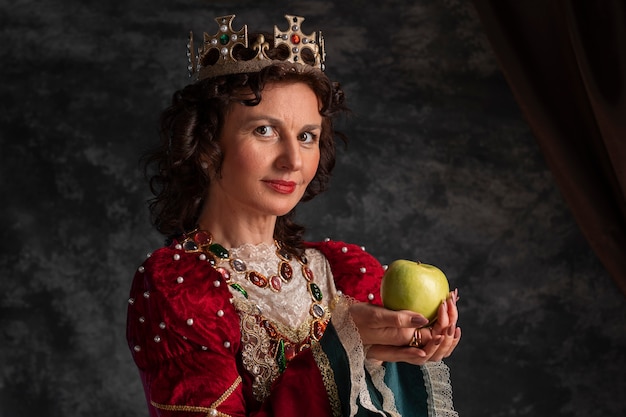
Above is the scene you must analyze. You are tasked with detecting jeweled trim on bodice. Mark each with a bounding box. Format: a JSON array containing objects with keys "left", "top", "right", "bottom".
[{"left": 180, "top": 230, "right": 334, "bottom": 401}]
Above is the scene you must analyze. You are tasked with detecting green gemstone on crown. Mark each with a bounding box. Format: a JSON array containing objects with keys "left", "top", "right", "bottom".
[{"left": 219, "top": 34, "right": 229, "bottom": 45}]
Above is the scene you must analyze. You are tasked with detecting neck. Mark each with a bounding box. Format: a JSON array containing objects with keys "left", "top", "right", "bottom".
[{"left": 197, "top": 204, "right": 277, "bottom": 249}]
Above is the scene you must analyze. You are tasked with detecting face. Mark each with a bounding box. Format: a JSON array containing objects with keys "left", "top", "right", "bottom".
[{"left": 207, "top": 82, "right": 322, "bottom": 220}]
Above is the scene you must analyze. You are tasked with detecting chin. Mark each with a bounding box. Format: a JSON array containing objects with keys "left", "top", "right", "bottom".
[
  {"left": 275, "top": 206, "right": 298, "bottom": 217},
  {"left": 273, "top": 200, "right": 302, "bottom": 216}
]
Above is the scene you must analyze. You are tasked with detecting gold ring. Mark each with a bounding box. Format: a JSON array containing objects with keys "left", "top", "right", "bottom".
[{"left": 409, "top": 328, "right": 423, "bottom": 348}]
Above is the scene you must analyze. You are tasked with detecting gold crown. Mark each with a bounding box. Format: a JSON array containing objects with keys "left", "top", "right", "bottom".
[{"left": 187, "top": 14, "right": 326, "bottom": 80}]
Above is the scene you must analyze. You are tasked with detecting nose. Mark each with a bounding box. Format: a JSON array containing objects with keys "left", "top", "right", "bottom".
[{"left": 276, "top": 136, "right": 302, "bottom": 171}]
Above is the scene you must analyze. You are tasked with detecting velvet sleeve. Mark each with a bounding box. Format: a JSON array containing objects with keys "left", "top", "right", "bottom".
[
  {"left": 126, "top": 244, "right": 246, "bottom": 417},
  {"left": 305, "top": 240, "right": 385, "bottom": 305}
]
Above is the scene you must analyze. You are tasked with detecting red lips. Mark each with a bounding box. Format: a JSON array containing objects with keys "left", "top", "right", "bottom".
[{"left": 264, "top": 180, "right": 297, "bottom": 194}]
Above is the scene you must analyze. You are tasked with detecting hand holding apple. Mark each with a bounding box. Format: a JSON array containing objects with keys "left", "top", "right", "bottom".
[
  {"left": 352, "top": 282, "right": 461, "bottom": 365},
  {"left": 380, "top": 259, "right": 450, "bottom": 323}
]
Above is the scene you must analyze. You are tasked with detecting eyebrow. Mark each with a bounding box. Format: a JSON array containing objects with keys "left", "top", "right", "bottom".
[{"left": 244, "top": 116, "right": 322, "bottom": 131}]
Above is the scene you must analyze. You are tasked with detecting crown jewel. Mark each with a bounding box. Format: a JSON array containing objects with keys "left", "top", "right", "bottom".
[{"left": 187, "top": 14, "right": 326, "bottom": 80}]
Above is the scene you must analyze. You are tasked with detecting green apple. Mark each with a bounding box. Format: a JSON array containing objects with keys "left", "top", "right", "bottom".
[{"left": 380, "top": 259, "right": 450, "bottom": 322}]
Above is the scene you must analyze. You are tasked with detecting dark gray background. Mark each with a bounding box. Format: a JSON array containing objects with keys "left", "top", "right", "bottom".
[{"left": 1, "top": 0, "right": 625, "bottom": 416}]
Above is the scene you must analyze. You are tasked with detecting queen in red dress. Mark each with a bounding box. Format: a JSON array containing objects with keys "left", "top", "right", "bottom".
[{"left": 126, "top": 14, "right": 461, "bottom": 417}]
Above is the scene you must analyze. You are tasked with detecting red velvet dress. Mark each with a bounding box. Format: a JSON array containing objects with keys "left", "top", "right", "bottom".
[{"left": 126, "top": 239, "right": 457, "bottom": 417}]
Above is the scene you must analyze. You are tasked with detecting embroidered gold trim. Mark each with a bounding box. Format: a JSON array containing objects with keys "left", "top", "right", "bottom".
[
  {"left": 150, "top": 375, "right": 242, "bottom": 417},
  {"left": 239, "top": 310, "right": 277, "bottom": 401},
  {"left": 233, "top": 296, "right": 331, "bottom": 402},
  {"left": 233, "top": 289, "right": 322, "bottom": 341},
  {"left": 311, "top": 342, "right": 342, "bottom": 417}
]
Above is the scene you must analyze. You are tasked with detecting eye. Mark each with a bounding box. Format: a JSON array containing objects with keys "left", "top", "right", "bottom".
[
  {"left": 298, "top": 131, "right": 318, "bottom": 144},
  {"left": 254, "top": 125, "right": 276, "bottom": 137}
]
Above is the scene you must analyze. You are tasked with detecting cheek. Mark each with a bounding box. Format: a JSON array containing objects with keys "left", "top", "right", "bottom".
[
  {"left": 224, "top": 147, "right": 261, "bottom": 177},
  {"left": 305, "top": 150, "right": 321, "bottom": 182}
]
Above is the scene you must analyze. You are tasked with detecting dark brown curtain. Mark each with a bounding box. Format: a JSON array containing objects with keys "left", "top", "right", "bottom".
[{"left": 471, "top": 0, "right": 626, "bottom": 295}]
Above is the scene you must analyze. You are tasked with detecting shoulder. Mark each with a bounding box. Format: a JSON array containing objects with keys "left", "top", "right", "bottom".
[
  {"left": 133, "top": 243, "right": 234, "bottom": 310},
  {"left": 306, "top": 239, "right": 384, "bottom": 305},
  {"left": 138, "top": 243, "right": 221, "bottom": 291},
  {"left": 127, "top": 241, "right": 240, "bottom": 368}
]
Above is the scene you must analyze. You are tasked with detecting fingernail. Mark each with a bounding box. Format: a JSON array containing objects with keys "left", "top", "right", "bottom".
[
  {"left": 435, "top": 336, "right": 443, "bottom": 345},
  {"left": 411, "top": 316, "right": 429, "bottom": 326},
  {"left": 447, "top": 326, "right": 455, "bottom": 336}
]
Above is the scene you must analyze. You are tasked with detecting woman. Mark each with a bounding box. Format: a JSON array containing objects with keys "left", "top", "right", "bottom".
[{"left": 127, "top": 14, "right": 461, "bottom": 417}]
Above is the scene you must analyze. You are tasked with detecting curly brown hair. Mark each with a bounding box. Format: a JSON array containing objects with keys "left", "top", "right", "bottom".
[{"left": 144, "top": 58, "right": 348, "bottom": 254}]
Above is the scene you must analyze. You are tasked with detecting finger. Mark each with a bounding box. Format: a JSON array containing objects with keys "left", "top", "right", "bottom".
[
  {"left": 350, "top": 304, "right": 429, "bottom": 345},
  {"left": 367, "top": 344, "right": 429, "bottom": 366},
  {"left": 447, "top": 291, "right": 459, "bottom": 327},
  {"left": 418, "top": 326, "right": 435, "bottom": 345},
  {"left": 353, "top": 303, "right": 429, "bottom": 329},
  {"left": 430, "top": 331, "right": 455, "bottom": 361},
  {"left": 376, "top": 308, "right": 429, "bottom": 329},
  {"left": 432, "top": 301, "right": 450, "bottom": 333},
  {"left": 442, "top": 327, "right": 461, "bottom": 358},
  {"left": 428, "top": 326, "right": 461, "bottom": 361},
  {"left": 421, "top": 332, "right": 444, "bottom": 356},
  {"left": 427, "top": 334, "right": 453, "bottom": 361}
]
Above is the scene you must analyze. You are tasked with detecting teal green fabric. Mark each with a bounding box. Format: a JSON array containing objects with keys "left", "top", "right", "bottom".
[
  {"left": 383, "top": 362, "right": 429, "bottom": 417},
  {"left": 320, "top": 323, "right": 430, "bottom": 417},
  {"left": 358, "top": 371, "right": 388, "bottom": 417},
  {"left": 319, "top": 323, "right": 353, "bottom": 417}
]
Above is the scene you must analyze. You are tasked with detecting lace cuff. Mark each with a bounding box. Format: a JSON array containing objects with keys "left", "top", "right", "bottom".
[
  {"left": 331, "top": 296, "right": 364, "bottom": 417},
  {"left": 422, "top": 361, "right": 459, "bottom": 417},
  {"left": 332, "top": 296, "right": 400, "bottom": 417}
]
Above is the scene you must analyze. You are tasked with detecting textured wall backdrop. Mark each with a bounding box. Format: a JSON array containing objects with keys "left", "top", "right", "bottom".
[{"left": 1, "top": 0, "right": 625, "bottom": 416}]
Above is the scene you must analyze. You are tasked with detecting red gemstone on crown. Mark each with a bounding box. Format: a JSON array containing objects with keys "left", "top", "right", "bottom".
[{"left": 291, "top": 34, "right": 301, "bottom": 44}]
